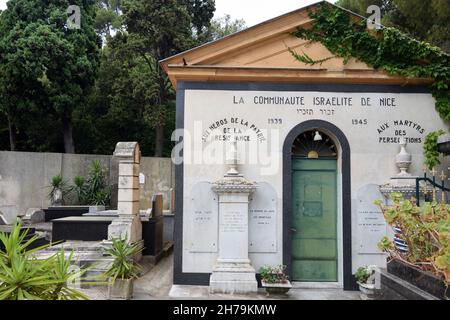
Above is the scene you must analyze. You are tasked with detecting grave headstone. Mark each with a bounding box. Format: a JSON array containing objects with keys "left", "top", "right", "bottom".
[
  {"left": 249, "top": 182, "right": 277, "bottom": 253},
  {"left": 357, "top": 184, "right": 387, "bottom": 254},
  {"left": 152, "top": 194, "right": 164, "bottom": 218},
  {"left": 189, "top": 182, "right": 218, "bottom": 253}
]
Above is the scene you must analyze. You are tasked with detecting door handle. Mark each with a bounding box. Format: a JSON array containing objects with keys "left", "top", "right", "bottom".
[{"left": 291, "top": 228, "right": 297, "bottom": 232}]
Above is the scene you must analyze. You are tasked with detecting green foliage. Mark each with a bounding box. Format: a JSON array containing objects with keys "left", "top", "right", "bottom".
[
  {"left": 0, "top": 221, "right": 96, "bottom": 300},
  {"left": 337, "top": 0, "right": 450, "bottom": 53},
  {"left": 288, "top": 48, "right": 333, "bottom": 66},
  {"left": 292, "top": 3, "right": 450, "bottom": 123},
  {"left": 424, "top": 130, "right": 446, "bottom": 170},
  {"left": 258, "top": 265, "right": 289, "bottom": 284},
  {"left": 104, "top": 238, "right": 144, "bottom": 281},
  {"left": 0, "top": 0, "right": 217, "bottom": 156},
  {"left": 378, "top": 236, "right": 394, "bottom": 252},
  {"left": 0, "top": 0, "right": 101, "bottom": 153},
  {"left": 355, "top": 265, "right": 376, "bottom": 284},
  {"left": 203, "top": 14, "right": 246, "bottom": 41},
  {"left": 73, "top": 160, "right": 111, "bottom": 206},
  {"left": 376, "top": 194, "right": 450, "bottom": 284},
  {"left": 72, "top": 175, "right": 87, "bottom": 204},
  {"left": 95, "top": 0, "right": 123, "bottom": 39}
]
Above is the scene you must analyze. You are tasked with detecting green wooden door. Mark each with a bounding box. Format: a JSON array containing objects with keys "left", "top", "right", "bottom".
[{"left": 292, "top": 159, "right": 338, "bottom": 282}]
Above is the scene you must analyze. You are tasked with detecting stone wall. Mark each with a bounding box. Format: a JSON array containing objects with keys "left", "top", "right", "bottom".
[{"left": 0, "top": 151, "right": 174, "bottom": 223}]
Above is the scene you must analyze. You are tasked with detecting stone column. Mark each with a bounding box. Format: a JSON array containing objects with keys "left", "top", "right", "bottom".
[
  {"left": 209, "top": 144, "right": 258, "bottom": 294},
  {"left": 108, "top": 142, "right": 142, "bottom": 246}
]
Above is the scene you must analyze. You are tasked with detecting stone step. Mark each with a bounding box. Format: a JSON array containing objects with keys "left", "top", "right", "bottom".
[{"left": 34, "top": 241, "right": 114, "bottom": 288}]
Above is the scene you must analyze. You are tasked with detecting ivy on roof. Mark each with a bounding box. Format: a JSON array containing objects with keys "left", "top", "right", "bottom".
[{"left": 291, "top": 3, "right": 450, "bottom": 122}]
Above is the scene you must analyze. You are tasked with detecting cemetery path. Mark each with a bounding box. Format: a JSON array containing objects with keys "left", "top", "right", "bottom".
[
  {"left": 81, "top": 252, "right": 360, "bottom": 300},
  {"left": 133, "top": 253, "right": 174, "bottom": 299}
]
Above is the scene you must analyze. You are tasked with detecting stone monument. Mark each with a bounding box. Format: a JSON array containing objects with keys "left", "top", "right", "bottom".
[
  {"left": 108, "top": 142, "right": 143, "bottom": 248},
  {"left": 209, "top": 142, "right": 258, "bottom": 294},
  {"left": 380, "top": 138, "right": 417, "bottom": 199}
]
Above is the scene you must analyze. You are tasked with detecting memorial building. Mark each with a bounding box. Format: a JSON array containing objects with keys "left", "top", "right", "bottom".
[{"left": 161, "top": 1, "right": 448, "bottom": 291}]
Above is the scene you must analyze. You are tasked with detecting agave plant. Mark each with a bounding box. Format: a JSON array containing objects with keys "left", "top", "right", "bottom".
[
  {"left": 84, "top": 160, "right": 111, "bottom": 206},
  {"left": 71, "top": 175, "right": 87, "bottom": 205},
  {"left": 104, "top": 238, "right": 144, "bottom": 282},
  {"left": 0, "top": 221, "right": 100, "bottom": 300}
]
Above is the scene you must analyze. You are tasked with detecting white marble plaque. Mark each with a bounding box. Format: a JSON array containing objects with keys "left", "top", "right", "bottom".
[
  {"left": 357, "top": 184, "right": 387, "bottom": 254},
  {"left": 249, "top": 182, "right": 277, "bottom": 253},
  {"left": 189, "top": 182, "right": 218, "bottom": 253}
]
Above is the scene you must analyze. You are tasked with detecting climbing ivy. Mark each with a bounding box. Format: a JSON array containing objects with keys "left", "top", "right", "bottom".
[
  {"left": 291, "top": 3, "right": 450, "bottom": 122},
  {"left": 424, "top": 130, "right": 446, "bottom": 170}
]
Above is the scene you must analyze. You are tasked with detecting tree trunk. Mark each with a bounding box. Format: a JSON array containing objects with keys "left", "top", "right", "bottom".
[
  {"left": 62, "top": 117, "right": 75, "bottom": 154},
  {"left": 155, "top": 125, "right": 164, "bottom": 157},
  {"left": 7, "top": 115, "right": 17, "bottom": 151}
]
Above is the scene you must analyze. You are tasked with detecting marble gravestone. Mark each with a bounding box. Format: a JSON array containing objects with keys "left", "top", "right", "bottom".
[
  {"left": 249, "top": 182, "right": 277, "bottom": 253},
  {"left": 357, "top": 184, "right": 387, "bottom": 254},
  {"left": 189, "top": 182, "right": 218, "bottom": 253}
]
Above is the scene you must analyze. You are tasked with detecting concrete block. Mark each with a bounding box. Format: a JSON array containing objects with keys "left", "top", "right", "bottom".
[
  {"left": 118, "top": 189, "right": 140, "bottom": 202},
  {"left": 118, "top": 201, "right": 140, "bottom": 216},
  {"left": 118, "top": 176, "right": 139, "bottom": 189},
  {"left": 119, "top": 163, "right": 140, "bottom": 177}
]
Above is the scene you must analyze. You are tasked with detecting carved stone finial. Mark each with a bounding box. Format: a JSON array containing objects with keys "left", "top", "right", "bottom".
[
  {"left": 395, "top": 138, "right": 412, "bottom": 177},
  {"left": 225, "top": 141, "right": 241, "bottom": 177}
]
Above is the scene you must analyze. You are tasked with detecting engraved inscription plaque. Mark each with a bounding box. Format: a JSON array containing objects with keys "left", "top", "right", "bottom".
[
  {"left": 249, "top": 182, "right": 277, "bottom": 253},
  {"left": 189, "top": 182, "right": 218, "bottom": 252}
]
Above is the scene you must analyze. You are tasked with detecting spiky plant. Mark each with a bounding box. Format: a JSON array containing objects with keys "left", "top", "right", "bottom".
[
  {"left": 104, "top": 238, "right": 144, "bottom": 282},
  {"left": 0, "top": 221, "right": 100, "bottom": 300}
]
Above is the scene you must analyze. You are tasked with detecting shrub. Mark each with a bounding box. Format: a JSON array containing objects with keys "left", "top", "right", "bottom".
[
  {"left": 376, "top": 193, "right": 450, "bottom": 285},
  {"left": 104, "top": 238, "right": 144, "bottom": 282},
  {"left": 0, "top": 221, "right": 98, "bottom": 300},
  {"left": 355, "top": 266, "right": 376, "bottom": 284},
  {"left": 258, "top": 265, "right": 289, "bottom": 284}
]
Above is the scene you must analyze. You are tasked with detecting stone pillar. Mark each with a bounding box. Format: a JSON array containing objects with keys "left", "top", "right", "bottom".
[
  {"left": 209, "top": 143, "right": 258, "bottom": 294},
  {"left": 108, "top": 142, "right": 142, "bottom": 246}
]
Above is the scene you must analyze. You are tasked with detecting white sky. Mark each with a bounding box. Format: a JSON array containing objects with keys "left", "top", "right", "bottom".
[
  {"left": 215, "top": 0, "right": 334, "bottom": 27},
  {"left": 0, "top": 1, "right": 336, "bottom": 27}
]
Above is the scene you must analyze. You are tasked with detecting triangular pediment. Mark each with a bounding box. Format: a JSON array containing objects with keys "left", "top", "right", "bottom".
[{"left": 161, "top": 1, "right": 431, "bottom": 88}]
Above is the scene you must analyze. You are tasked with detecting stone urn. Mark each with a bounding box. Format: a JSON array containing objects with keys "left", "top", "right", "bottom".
[
  {"left": 395, "top": 138, "right": 412, "bottom": 177},
  {"left": 52, "top": 188, "right": 63, "bottom": 206}
]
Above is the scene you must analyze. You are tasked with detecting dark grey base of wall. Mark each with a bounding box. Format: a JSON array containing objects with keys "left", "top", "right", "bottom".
[{"left": 173, "top": 272, "right": 359, "bottom": 291}]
